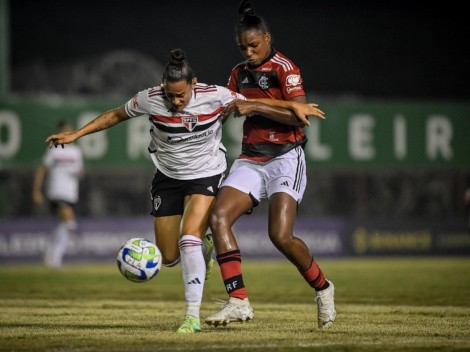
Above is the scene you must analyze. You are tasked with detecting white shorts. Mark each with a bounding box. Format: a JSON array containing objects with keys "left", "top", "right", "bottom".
[{"left": 222, "top": 146, "right": 307, "bottom": 204}]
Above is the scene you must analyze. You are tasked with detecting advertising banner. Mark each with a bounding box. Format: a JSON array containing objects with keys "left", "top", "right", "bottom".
[
  {"left": 0, "top": 216, "right": 346, "bottom": 263},
  {"left": 347, "top": 220, "right": 470, "bottom": 256},
  {"left": 1, "top": 98, "right": 469, "bottom": 169},
  {"left": 1, "top": 217, "right": 468, "bottom": 263}
]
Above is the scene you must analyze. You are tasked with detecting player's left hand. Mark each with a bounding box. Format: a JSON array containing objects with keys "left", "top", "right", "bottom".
[{"left": 291, "top": 102, "right": 325, "bottom": 126}]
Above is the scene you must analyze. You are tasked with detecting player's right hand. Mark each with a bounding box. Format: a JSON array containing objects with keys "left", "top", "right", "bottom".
[{"left": 45, "top": 132, "right": 76, "bottom": 149}]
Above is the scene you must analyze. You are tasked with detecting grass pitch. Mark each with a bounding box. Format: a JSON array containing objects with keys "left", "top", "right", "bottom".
[{"left": 0, "top": 257, "right": 469, "bottom": 351}]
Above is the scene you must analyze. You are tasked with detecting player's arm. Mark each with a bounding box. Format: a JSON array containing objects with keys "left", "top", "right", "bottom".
[
  {"left": 223, "top": 96, "right": 324, "bottom": 127},
  {"left": 32, "top": 163, "right": 47, "bottom": 205},
  {"left": 45, "top": 106, "right": 130, "bottom": 148},
  {"left": 250, "top": 96, "right": 325, "bottom": 126}
]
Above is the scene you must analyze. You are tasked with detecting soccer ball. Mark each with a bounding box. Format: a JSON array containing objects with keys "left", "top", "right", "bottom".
[{"left": 117, "top": 237, "right": 162, "bottom": 283}]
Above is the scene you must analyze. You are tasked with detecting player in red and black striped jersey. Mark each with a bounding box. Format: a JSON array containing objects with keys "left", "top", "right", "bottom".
[
  {"left": 206, "top": 0, "right": 336, "bottom": 329},
  {"left": 227, "top": 44, "right": 307, "bottom": 161}
]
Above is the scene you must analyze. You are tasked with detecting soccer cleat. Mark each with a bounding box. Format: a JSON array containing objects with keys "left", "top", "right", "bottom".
[
  {"left": 316, "top": 280, "right": 336, "bottom": 329},
  {"left": 205, "top": 297, "right": 254, "bottom": 326},
  {"left": 43, "top": 249, "right": 61, "bottom": 269},
  {"left": 202, "top": 233, "right": 215, "bottom": 281},
  {"left": 176, "top": 315, "right": 201, "bottom": 333}
]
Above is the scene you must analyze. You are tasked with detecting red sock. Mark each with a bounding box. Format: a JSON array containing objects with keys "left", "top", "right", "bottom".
[
  {"left": 217, "top": 250, "right": 248, "bottom": 299},
  {"left": 300, "top": 259, "right": 328, "bottom": 291}
]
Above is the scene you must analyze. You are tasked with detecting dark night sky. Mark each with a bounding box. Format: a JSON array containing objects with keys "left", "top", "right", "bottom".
[{"left": 9, "top": 0, "right": 470, "bottom": 100}]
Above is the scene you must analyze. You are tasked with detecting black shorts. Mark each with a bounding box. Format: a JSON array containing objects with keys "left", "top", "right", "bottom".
[
  {"left": 49, "top": 200, "right": 76, "bottom": 213},
  {"left": 150, "top": 170, "right": 225, "bottom": 217}
]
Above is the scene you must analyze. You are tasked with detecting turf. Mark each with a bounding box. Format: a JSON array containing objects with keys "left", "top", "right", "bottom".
[{"left": 0, "top": 257, "right": 469, "bottom": 351}]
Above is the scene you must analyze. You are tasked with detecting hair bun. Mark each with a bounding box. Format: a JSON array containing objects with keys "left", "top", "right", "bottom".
[
  {"left": 168, "top": 48, "right": 186, "bottom": 66},
  {"left": 239, "top": 0, "right": 255, "bottom": 16}
]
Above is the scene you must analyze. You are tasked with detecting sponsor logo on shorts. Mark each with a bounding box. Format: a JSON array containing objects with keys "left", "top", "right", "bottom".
[{"left": 153, "top": 196, "right": 161, "bottom": 211}]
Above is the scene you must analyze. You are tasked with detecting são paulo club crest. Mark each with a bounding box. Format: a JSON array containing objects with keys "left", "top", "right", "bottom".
[
  {"left": 153, "top": 196, "right": 161, "bottom": 211},
  {"left": 181, "top": 115, "right": 198, "bottom": 131}
]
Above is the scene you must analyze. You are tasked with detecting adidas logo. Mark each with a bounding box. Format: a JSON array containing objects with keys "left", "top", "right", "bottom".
[
  {"left": 242, "top": 77, "right": 249, "bottom": 84},
  {"left": 280, "top": 181, "right": 289, "bottom": 187},
  {"left": 207, "top": 186, "right": 214, "bottom": 193},
  {"left": 188, "top": 277, "right": 201, "bottom": 285}
]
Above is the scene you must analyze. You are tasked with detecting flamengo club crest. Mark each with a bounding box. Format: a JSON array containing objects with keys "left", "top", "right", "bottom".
[
  {"left": 181, "top": 115, "right": 198, "bottom": 131},
  {"left": 258, "top": 75, "right": 269, "bottom": 90}
]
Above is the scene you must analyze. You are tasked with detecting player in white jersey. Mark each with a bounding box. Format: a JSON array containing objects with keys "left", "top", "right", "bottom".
[
  {"left": 125, "top": 82, "right": 233, "bottom": 180},
  {"left": 33, "top": 120, "right": 84, "bottom": 268},
  {"left": 45, "top": 48, "right": 324, "bottom": 333}
]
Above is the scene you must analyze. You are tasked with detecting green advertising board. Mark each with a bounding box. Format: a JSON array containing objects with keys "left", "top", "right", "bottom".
[{"left": 0, "top": 97, "right": 469, "bottom": 170}]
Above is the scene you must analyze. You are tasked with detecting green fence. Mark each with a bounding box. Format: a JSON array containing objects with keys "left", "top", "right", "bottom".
[{"left": 1, "top": 97, "right": 469, "bottom": 170}]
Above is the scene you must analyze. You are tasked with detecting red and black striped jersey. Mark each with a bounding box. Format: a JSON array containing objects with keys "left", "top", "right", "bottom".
[{"left": 227, "top": 49, "right": 307, "bottom": 162}]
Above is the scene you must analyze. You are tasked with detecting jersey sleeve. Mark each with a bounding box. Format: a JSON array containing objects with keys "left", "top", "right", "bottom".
[
  {"left": 227, "top": 66, "right": 239, "bottom": 92},
  {"left": 124, "top": 89, "right": 152, "bottom": 117},
  {"left": 218, "top": 86, "right": 246, "bottom": 106},
  {"left": 277, "top": 63, "right": 305, "bottom": 100}
]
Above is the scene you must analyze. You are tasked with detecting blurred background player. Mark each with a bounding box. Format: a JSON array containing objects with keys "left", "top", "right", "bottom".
[
  {"left": 32, "top": 120, "right": 84, "bottom": 269},
  {"left": 205, "top": 0, "right": 336, "bottom": 329},
  {"left": 44, "top": 48, "right": 323, "bottom": 333}
]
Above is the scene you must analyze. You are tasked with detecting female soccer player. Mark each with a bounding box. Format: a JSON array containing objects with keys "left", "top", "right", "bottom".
[
  {"left": 205, "top": 1, "right": 336, "bottom": 329},
  {"left": 45, "top": 48, "right": 325, "bottom": 333},
  {"left": 33, "top": 120, "right": 84, "bottom": 269}
]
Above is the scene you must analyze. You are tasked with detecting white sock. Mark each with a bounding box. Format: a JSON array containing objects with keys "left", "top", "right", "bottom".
[
  {"left": 66, "top": 220, "right": 77, "bottom": 232},
  {"left": 46, "top": 221, "right": 69, "bottom": 268},
  {"left": 179, "top": 235, "right": 205, "bottom": 319}
]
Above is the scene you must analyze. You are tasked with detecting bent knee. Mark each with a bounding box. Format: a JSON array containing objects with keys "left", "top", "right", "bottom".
[
  {"left": 269, "top": 233, "right": 293, "bottom": 251},
  {"left": 209, "top": 209, "right": 226, "bottom": 230}
]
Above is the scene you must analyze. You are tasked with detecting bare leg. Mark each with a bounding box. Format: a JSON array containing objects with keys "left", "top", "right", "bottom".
[{"left": 268, "top": 192, "right": 312, "bottom": 271}]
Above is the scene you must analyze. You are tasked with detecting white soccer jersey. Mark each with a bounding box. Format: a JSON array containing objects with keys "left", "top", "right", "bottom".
[
  {"left": 125, "top": 83, "right": 245, "bottom": 180},
  {"left": 42, "top": 144, "right": 83, "bottom": 203}
]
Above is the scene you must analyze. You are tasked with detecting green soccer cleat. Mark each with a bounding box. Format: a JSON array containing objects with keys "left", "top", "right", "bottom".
[
  {"left": 176, "top": 315, "right": 202, "bottom": 333},
  {"left": 202, "top": 233, "right": 215, "bottom": 281}
]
